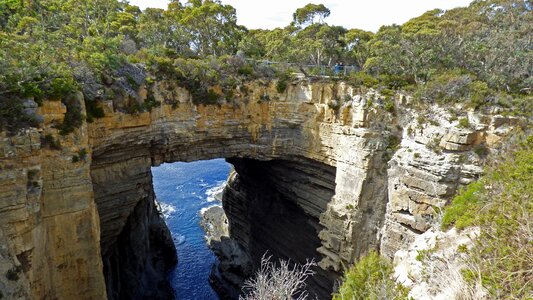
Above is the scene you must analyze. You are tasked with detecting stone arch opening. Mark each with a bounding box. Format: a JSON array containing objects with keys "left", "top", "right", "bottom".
[
  {"left": 91, "top": 146, "right": 339, "bottom": 299},
  {"left": 86, "top": 82, "right": 390, "bottom": 299}
]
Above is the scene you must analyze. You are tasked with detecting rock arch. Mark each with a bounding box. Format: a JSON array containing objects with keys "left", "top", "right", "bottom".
[
  {"left": 88, "top": 81, "right": 390, "bottom": 298},
  {"left": 0, "top": 80, "right": 393, "bottom": 299}
]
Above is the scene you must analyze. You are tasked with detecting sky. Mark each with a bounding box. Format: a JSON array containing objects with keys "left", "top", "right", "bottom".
[{"left": 128, "top": 0, "right": 474, "bottom": 32}]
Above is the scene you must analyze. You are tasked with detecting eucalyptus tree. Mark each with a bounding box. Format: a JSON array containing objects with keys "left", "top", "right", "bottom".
[
  {"left": 290, "top": 23, "right": 346, "bottom": 67},
  {"left": 292, "top": 3, "right": 330, "bottom": 27},
  {"left": 344, "top": 28, "right": 373, "bottom": 69},
  {"left": 180, "top": 0, "right": 245, "bottom": 56}
]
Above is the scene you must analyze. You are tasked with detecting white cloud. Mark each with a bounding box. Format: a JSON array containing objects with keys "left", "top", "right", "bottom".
[{"left": 128, "top": 0, "right": 473, "bottom": 32}]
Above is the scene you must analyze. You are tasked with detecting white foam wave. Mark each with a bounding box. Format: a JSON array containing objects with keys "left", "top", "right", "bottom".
[
  {"left": 156, "top": 200, "right": 176, "bottom": 220},
  {"left": 172, "top": 233, "right": 186, "bottom": 245},
  {"left": 200, "top": 204, "right": 222, "bottom": 216},
  {"left": 206, "top": 181, "right": 227, "bottom": 202}
]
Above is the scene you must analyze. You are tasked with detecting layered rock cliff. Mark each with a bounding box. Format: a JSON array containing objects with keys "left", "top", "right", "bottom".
[
  {"left": 220, "top": 158, "right": 338, "bottom": 299},
  {"left": 0, "top": 78, "right": 519, "bottom": 299},
  {"left": 0, "top": 97, "right": 107, "bottom": 300},
  {"left": 380, "top": 104, "right": 522, "bottom": 258}
]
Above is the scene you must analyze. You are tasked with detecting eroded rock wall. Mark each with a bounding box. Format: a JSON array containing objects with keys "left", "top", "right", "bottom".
[
  {"left": 87, "top": 81, "right": 396, "bottom": 295},
  {"left": 0, "top": 100, "right": 106, "bottom": 300},
  {"left": 91, "top": 152, "right": 176, "bottom": 299},
  {"left": 102, "top": 196, "right": 176, "bottom": 300},
  {"left": 221, "top": 158, "right": 338, "bottom": 299},
  {"left": 380, "top": 103, "right": 523, "bottom": 258}
]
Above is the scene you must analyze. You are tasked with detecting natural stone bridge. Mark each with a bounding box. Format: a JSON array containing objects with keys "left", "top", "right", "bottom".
[
  {"left": 89, "top": 80, "right": 390, "bottom": 299},
  {"left": 0, "top": 79, "right": 515, "bottom": 299}
]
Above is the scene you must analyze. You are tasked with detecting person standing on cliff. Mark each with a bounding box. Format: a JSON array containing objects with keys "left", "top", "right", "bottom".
[{"left": 334, "top": 62, "right": 341, "bottom": 75}]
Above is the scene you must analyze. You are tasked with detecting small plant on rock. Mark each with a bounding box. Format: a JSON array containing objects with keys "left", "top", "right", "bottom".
[
  {"left": 42, "top": 134, "right": 61, "bottom": 150},
  {"left": 383, "top": 99, "right": 395, "bottom": 113},
  {"left": 458, "top": 118, "right": 470, "bottom": 129},
  {"left": 72, "top": 148, "right": 88, "bottom": 163}
]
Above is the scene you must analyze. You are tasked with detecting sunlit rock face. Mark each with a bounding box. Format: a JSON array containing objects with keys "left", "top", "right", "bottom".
[
  {"left": 0, "top": 78, "right": 519, "bottom": 299},
  {"left": 85, "top": 80, "right": 391, "bottom": 298},
  {"left": 379, "top": 105, "right": 523, "bottom": 259}
]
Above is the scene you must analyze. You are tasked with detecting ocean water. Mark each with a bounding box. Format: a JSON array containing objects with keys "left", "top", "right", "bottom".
[{"left": 151, "top": 159, "right": 232, "bottom": 300}]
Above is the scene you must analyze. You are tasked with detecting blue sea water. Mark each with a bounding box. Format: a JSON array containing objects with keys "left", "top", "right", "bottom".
[{"left": 151, "top": 159, "right": 232, "bottom": 300}]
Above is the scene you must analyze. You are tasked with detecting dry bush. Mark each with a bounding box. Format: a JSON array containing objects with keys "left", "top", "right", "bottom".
[{"left": 240, "top": 254, "right": 316, "bottom": 300}]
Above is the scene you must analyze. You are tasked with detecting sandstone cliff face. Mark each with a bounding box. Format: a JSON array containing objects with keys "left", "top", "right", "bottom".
[
  {"left": 0, "top": 79, "right": 518, "bottom": 299},
  {"left": 0, "top": 99, "right": 106, "bottom": 300},
  {"left": 380, "top": 103, "right": 522, "bottom": 258}
]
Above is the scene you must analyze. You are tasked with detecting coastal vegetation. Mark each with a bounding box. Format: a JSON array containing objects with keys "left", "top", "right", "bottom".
[
  {"left": 0, "top": 0, "right": 531, "bottom": 134},
  {"left": 442, "top": 134, "right": 533, "bottom": 298},
  {"left": 333, "top": 251, "right": 409, "bottom": 300}
]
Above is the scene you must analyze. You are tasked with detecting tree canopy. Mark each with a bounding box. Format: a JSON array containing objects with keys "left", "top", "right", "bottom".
[
  {"left": 0, "top": 0, "right": 531, "bottom": 133},
  {"left": 292, "top": 3, "right": 331, "bottom": 27}
]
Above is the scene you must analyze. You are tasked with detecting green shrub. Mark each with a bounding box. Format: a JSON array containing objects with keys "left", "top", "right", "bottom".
[
  {"left": 72, "top": 148, "right": 88, "bottom": 163},
  {"left": 428, "top": 119, "right": 439, "bottom": 126},
  {"left": 42, "top": 134, "right": 61, "bottom": 150},
  {"left": 474, "top": 144, "right": 489, "bottom": 158},
  {"left": 427, "top": 137, "right": 442, "bottom": 153},
  {"left": 237, "top": 64, "right": 254, "bottom": 76},
  {"left": 125, "top": 74, "right": 140, "bottom": 90},
  {"left": 57, "top": 98, "right": 83, "bottom": 135},
  {"left": 47, "top": 77, "right": 78, "bottom": 100},
  {"left": 457, "top": 244, "right": 468, "bottom": 253},
  {"left": 387, "top": 135, "right": 401, "bottom": 151},
  {"left": 205, "top": 89, "right": 221, "bottom": 104},
  {"left": 275, "top": 79, "right": 288, "bottom": 94},
  {"left": 0, "top": 98, "right": 39, "bottom": 134},
  {"left": 442, "top": 135, "right": 533, "bottom": 298},
  {"left": 144, "top": 55, "right": 269, "bottom": 105},
  {"left": 383, "top": 99, "right": 395, "bottom": 113},
  {"left": 142, "top": 93, "right": 161, "bottom": 112},
  {"left": 416, "top": 116, "right": 426, "bottom": 126},
  {"left": 348, "top": 71, "right": 378, "bottom": 88},
  {"left": 380, "top": 88, "right": 395, "bottom": 97},
  {"left": 333, "top": 251, "right": 409, "bottom": 300},
  {"left": 78, "top": 148, "right": 87, "bottom": 160},
  {"left": 414, "top": 70, "right": 493, "bottom": 107},
  {"left": 126, "top": 101, "right": 142, "bottom": 114},
  {"left": 275, "top": 71, "right": 292, "bottom": 93},
  {"left": 85, "top": 99, "right": 105, "bottom": 123},
  {"left": 378, "top": 74, "right": 412, "bottom": 89},
  {"left": 415, "top": 250, "right": 428, "bottom": 262},
  {"left": 458, "top": 118, "right": 470, "bottom": 128}
]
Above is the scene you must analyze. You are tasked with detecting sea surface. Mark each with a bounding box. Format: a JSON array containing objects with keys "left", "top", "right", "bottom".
[{"left": 151, "top": 159, "right": 232, "bottom": 300}]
